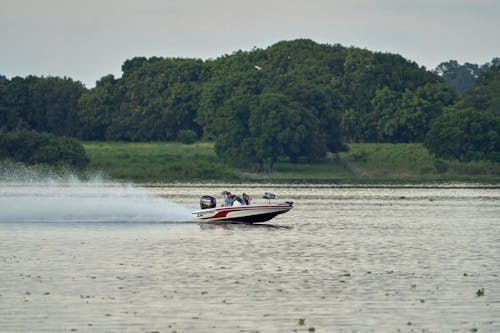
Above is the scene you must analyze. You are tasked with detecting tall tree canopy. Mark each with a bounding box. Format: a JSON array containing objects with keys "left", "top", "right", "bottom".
[
  {"left": 434, "top": 58, "right": 500, "bottom": 94},
  {"left": 1, "top": 39, "right": 476, "bottom": 168},
  {"left": 0, "top": 76, "right": 85, "bottom": 136},
  {"left": 425, "top": 63, "right": 500, "bottom": 162},
  {"left": 78, "top": 57, "right": 208, "bottom": 141},
  {"left": 197, "top": 39, "right": 453, "bottom": 167}
]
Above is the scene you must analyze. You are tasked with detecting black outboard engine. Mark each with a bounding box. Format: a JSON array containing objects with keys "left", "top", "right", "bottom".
[{"left": 200, "top": 195, "right": 216, "bottom": 209}]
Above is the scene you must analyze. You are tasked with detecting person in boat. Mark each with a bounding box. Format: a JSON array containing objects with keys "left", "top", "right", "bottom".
[
  {"left": 242, "top": 193, "right": 251, "bottom": 205},
  {"left": 222, "top": 191, "right": 233, "bottom": 207},
  {"left": 232, "top": 194, "right": 244, "bottom": 206}
]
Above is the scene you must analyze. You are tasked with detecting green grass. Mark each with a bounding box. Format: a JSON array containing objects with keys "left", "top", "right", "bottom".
[
  {"left": 83, "top": 141, "right": 241, "bottom": 182},
  {"left": 83, "top": 141, "right": 354, "bottom": 182},
  {"left": 339, "top": 143, "right": 500, "bottom": 182},
  {"left": 82, "top": 141, "right": 500, "bottom": 183}
]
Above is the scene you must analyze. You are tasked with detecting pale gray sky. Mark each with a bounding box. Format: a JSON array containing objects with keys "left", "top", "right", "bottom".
[{"left": 1, "top": 0, "right": 499, "bottom": 87}]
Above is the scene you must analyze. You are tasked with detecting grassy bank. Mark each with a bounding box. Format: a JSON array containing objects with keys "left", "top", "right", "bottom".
[
  {"left": 339, "top": 143, "right": 499, "bottom": 183},
  {"left": 83, "top": 142, "right": 240, "bottom": 182},
  {"left": 82, "top": 142, "right": 499, "bottom": 183}
]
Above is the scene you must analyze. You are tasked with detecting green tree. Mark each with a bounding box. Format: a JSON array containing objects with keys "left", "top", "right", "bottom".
[
  {"left": 371, "top": 86, "right": 401, "bottom": 141},
  {"left": 370, "top": 83, "right": 456, "bottom": 142},
  {"left": 426, "top": 63, "right": 499, "bottom": 162},
  {"left": 78, "top": 75, "right": 121, "bottom": 140},
  {"left": 118, "top": 57, "right": 206, "bottom": 141},
  {"left": 213, "top": 95, "right": 254, "bottom": 165},
  {"left": 461, "top": 60, "right": 500, "bottom": 117},
  {"left": 81, "top": 57, "right": 207, "bottom": 141},
  {"left": 0, "top": 131, "right": 89, "bottom": 168},
  {"left": 434, "top": 60, "right": 479, "bottom": 93},
  {"left": 249, "top": 94, "right": 325, "bottom": 170},
  {"left": 198, "top": 50, "right": 265, "bottom": 139},
  {"left": 213, "top": 94, "right": 326, "bottom": 172},
  {"left": 425, "top": 107, "right": 499, "bottom": 162},
  {"left": 0, "top": 76, "right": 85, "bottom": 137}
]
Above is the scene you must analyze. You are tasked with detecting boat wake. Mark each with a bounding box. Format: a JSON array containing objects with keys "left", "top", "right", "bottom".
[{"left": 0, "top": 174, "right": 193, "bottom": 223}]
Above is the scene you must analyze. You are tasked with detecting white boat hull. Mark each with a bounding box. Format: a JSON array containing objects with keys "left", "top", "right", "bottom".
[{"left": 192, "top": 203, "right": 293, "bottom": 223}]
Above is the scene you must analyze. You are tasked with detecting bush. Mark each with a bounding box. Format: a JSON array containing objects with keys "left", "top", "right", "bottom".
[
  {"left": 0, "top": 131, "right": 89, "bottom": 168},
  {"left": 434, "top": 159, "right": 449, "bottom": 173},
  {"left": 348, "top": 151, "right": 368, "bottom": 162},
  {"left": 177, "top": 129, "right": 198, "bottom": 144}
]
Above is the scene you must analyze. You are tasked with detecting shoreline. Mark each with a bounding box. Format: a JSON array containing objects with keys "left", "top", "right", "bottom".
[{"left": 1, "top": 142, "right": 498, "bottom": 185}]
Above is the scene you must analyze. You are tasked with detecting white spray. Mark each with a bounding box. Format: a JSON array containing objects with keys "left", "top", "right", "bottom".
[{"left": 0, "top": 168, "right": 193, "bottom": 223}]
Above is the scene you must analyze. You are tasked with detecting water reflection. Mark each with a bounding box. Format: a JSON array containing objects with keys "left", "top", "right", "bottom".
[{"left": 199, "top": 222, "right": 293, "bottom": 230}]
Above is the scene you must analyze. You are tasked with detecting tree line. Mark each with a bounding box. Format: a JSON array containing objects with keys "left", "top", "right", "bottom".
[
  {"left": 1, "top": 39, "right": 498, "bottom": 169},
  {"left": 425, "top": 61, "right": 500, "bottom": 162},
  {"left": 434, "top": 58, "right": 500, "bottom": 94}
]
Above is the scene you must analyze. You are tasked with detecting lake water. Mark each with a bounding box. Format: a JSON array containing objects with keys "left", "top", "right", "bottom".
[{"left": 1, "top": 181, "right": 499, "bottom": 332}]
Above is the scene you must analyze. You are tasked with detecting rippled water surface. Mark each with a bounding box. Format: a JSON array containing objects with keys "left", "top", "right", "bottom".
[{"left": 1, "top": 182, "right": 499, "bottom": 332}]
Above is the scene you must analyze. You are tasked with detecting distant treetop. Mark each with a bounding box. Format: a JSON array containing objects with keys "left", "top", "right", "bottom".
[{"left": 434, "top": 58, "right": 500, "bottom": 94}]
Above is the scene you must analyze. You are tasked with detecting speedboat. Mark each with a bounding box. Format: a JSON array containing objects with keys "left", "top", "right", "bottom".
[{"left": 192, "top": 192, "right": 293, "bottom": 223}]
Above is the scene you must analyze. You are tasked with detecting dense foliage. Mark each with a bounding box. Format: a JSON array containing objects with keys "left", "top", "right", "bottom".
[
  {"left": 425, "top": 63, "right": 500, "bottom": 162},
  {"left": 0, "top": 39, "right": 497, "bottom": 168},
  {"left": 0, "top": 76, "right": 85, "bottom": 136},
  {"left": 78, "top": 58, "right": 207, "bottom": 141},
  {"left": 195, "top": 40, "right": 456, "bottom": 169},
  {"left": 434, "top": 58, "right": 500, "bottom": 94},
  {"left": 0, "top": 131, "right": 89, "bottom": 168}
]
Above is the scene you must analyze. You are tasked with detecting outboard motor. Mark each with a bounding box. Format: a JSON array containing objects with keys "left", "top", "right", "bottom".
[{"left": 200, "top": 195, "right": 216, "bottom": 209}]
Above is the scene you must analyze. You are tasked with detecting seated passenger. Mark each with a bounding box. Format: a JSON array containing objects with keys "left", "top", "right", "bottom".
[
  {"left": 242, "top": 193, "right": 252, "bottom": 205},
  {"left": 232, "top": 195, "right": 244, "bottom": 206},
  {"left": 222, "top": 191, "right": 233, "bottom": 207}
]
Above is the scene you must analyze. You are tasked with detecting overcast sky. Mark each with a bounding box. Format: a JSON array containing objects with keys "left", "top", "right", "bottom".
[{"left": 1, "top": 0, "right": 499, "bottom": 87}]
